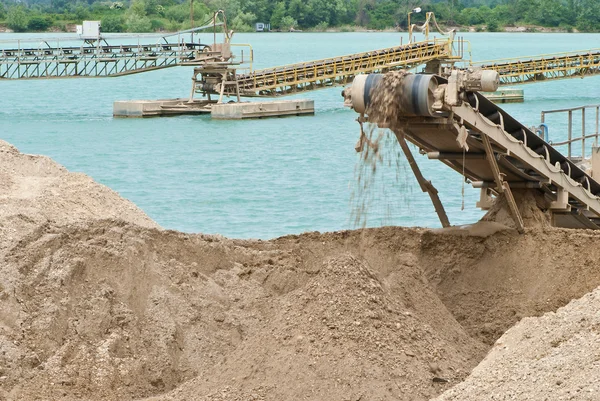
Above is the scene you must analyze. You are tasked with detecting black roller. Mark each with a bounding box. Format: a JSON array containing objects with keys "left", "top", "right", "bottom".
[
  {"left": 363, "top": 74, "right": 383, "bottom": 113},
  {"left": 351, "top": 73, "right": 439, "bottom": 117}
]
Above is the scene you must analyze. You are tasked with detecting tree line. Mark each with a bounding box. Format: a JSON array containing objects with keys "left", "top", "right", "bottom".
[{"left": 0, "top": 0, "right": 599, "bottom": 33}]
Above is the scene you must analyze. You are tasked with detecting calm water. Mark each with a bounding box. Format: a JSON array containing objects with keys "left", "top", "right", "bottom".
[{"left": 2, "top": 32, "right": 600, "bottom": 239}]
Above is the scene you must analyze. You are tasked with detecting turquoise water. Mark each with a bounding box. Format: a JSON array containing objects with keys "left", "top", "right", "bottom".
[{"left": 2, "top": 32, "right": 600, "bottom": 239}]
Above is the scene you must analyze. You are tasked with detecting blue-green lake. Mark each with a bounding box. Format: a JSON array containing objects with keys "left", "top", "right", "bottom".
[{"left": 2, "top": 31, "right": 600, "bottom": 238}]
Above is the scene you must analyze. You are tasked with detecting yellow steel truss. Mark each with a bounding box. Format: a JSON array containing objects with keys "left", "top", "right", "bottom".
[
  {"left": 236, "top": 38, "right": 459, "bottom": 97},
  {"left": 475, "top": 49, "right": 600, "bottom": 85}
]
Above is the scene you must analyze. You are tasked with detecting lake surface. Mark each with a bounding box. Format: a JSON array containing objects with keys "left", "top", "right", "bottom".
[{"left": 2, "top": 31, "right": 600, "bottom": 239}]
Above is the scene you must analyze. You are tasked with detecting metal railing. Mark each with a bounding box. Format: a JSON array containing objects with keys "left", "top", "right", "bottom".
[
  {"left": 475, "top": 49, "right": 600, "bottom": 85},
  {"left": 541, "top": 104, "right": 600, "bottom": 159},
  {"left": 229, "top": 43, "right": 254, "bottom": 73},
  {"left": 236, "top": 38, "right": 462, "bottom": 96},
  {"left": 1, "top": 37, "right": 197, "bottom": 79},
  {"left": 0, "top": 25, "right": 233, "bottom": 79}
]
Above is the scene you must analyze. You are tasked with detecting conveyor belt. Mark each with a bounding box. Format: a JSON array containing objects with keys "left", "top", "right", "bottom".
[
  {"left": 5, "top": 32, "right": 600, "bottom": 95},
  {"left": 233, "top": 39, "right": 458, "bottom": 96},
  {"left": 466, "top": 92, "right": 600, "bottom": 197},
  {"left": 0, "top": 40, "right": 207, "bottom": 79},
  {"left": 411, "top": 93, "right": 600, "bottom": 228},
  {"left": 474, "top": 49, "right": 600, "bottom": 85},
  {"left": 349, "top": 72, "right": 600, "bottom": 230}
]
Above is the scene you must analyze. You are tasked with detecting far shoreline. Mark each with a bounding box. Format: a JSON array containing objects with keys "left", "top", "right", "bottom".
[{"left": 0, "top": 23, "right": 582, "bottom": 35}]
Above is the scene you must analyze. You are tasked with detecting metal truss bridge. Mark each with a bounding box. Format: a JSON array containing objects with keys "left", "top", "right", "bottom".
[
  {"left": 234, "top": 39, "right": 461, "bottom": 97},
  {"left": 0, "top": 35, "right": 211, "bottom": 79},
  {"left": 235, "top": 45, "right": 600, "bottom": 97},
  {"left": 474, "top": 49, "right": 600, "bottom": 85}
]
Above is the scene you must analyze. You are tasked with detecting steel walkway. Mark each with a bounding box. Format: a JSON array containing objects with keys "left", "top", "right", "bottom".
[
  {"left": 474, "top": 49, "right": 600, "bottom": 85},
  {"left": 234, "top": 39, "right": 460, "bottom": 97},
  {"left": 1, "top": 36, "right": 459, "bottom": 83},
  {"left": 237, "top": 45, "right": 600, "bottom": 96},
  {"left": 0, "top": 38, "right": 205, "bottom": 79}
]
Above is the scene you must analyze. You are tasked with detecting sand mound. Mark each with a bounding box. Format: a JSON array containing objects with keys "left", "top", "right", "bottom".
[
  {"left": 0, "top": 139, "right": 157, "bottom": 250},
  {"left": 3, "top": 141, "right": 600, "bottom": 400},
  {"left": 0, "top": 222, "right": 487, "bottom": 401},
  {"left": 420, "top": 226, "right": 600, "bottom": 345},
  {"left": 435, "top": 287, "right": 600, "bottom": 400},
  {"left": 481, "top": 189, "right": 551, "bottom": 229},
  {"left": 2, "top": 222, "right": 244, "bottom": 400},
  {"left": 149, "top": 251, "right": 485, "bottom": 401}
]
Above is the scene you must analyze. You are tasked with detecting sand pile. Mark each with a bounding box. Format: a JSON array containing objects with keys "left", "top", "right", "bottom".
[
  {"left": 482, "top": 189, "right": 551, "bottom": 229},
  {"left": 0, "top": 139, "right": 157, "bottom": 252},
  {"left": 420, "top": 225, "right": 600, "bottom": 345},
  {"left": 0, "top": 221, "right": 487, "bottom": 400},
  {"left": 435, "top": 287, "right": 600, "bottom": 400},
  {"left": 3, "top": 141, "right": 600, "bottom": 400},
  {"left": 148, "top": 249, "right": 485, "bottom": 401}
]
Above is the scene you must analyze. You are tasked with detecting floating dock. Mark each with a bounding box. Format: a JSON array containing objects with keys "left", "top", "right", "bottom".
[
  {"left": 113, "top": 99, "right": 314, "bottom": 119},
  {"left": 113, "top": 99, "right": 212, "bottom": 117},
  {"left": 482, "top": 88, "right": 524, "bottom": 103}
]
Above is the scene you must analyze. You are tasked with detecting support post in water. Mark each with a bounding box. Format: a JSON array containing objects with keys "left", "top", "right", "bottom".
[
  {"left": 481, "top": 134, "right": 525, "bottom": 233},
  {"left": 393, "top": 129, "right": 450, "bottom": 228}
]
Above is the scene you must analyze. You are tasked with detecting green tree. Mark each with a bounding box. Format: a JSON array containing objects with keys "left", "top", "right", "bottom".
[
  {"left": 165, "top": 2, "right": 190, "bottom": 23},
  {"left": 164, "top": 0, "right": 207, "bottom": 25},
  {"left": 490, "top": 5, "right": 517, "bottom": 26},
  {"left": 576, "top": 0, "right": 600, "bottom": 31},
  {"left": 287, "top": 0, "right": 308, "bottom": 26},
  {"left": 314, "top": 21, "right": 328, "bottom": 30},
  {"left": 538, "top": 0, "right": 566, "bottom": 26},
  {"left": 564, "top": 0, "right": 577, "bottom": 26},
  {"left": 457, "top": 7, "right": 488, "bottom": 25},
  {"left": 145, "top": 0, "right": 160, "bottom": 16},
  {"left": 270, "top": 1, "right": 286, "bottom": 28},
  {"left": 230, "top": 11, "right": 256, "bottom": 31},
  {"left": 101, "top": 14, "right": 125, "bottom": 32},
  {"left": 74, "top": 4, "right": 89, "bottom": 21},
  {"left": 50, "top": 0, "right": 68, "bottom": 13},
  {"left": 3, "top": 0, "right": 600, "bottom": 33},
  {"left": 126, "top": 0, "right": 152, "bottom": 31},
  {"left": 150, "top": 18, "right": 165, "bottom": 30},
  {"left": 365, "top": 0, "right": 397, "bottom": 29},
  {"left": 7, "top": 6, "right": 29, "bottom": 32},
  {"left": 205, "top": 0, "right": 241, "bottom": 20},
  {"left": 27, "top": 15, "right": 52, "bottom": 31},
  {"left": 330, "top": 0, "right": 354, "bottom": 26},
  {"left": 486, "top": 18, "right": 500, "bottom": 31},
  {"left": 126, "top": 14, "right": 152, "bottom": 32},
  {"left": 158, "top": 0, "right": 176, "bottom": 6},
  {"left": 280, "top": 15, "right": 297, "bottom": 30},
  {"left": 447, "top": 0, "right": 459, "bottom": 24},
  {"left": 239, "top": 0, "right": 271, "bottom": 23},
  {"left": 355, "top": 0, "right": 369, "bottom": 26},
  {"left": 130, "top": 0, "right": 147, "bottom": 17}
]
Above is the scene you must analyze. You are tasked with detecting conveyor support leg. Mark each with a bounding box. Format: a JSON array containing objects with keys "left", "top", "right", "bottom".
[
  {"left": 394, "top": 130, "right": 451, "bottom": 228},
  {"left": 481, "top": 134, "right": 525, "bottom": 233}
]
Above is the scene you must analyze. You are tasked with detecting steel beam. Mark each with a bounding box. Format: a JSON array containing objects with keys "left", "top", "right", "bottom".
[
  {"left": 452, "top": 101, "right": 600, "bottom": 221},
  {"left": 393, "top": 129, "right": 451, "bottom": 228}
]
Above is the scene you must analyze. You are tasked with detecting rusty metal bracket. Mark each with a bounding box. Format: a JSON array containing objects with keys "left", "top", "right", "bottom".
[{"left": 481, "top": 134, "right": 525, "bottom": 233}]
